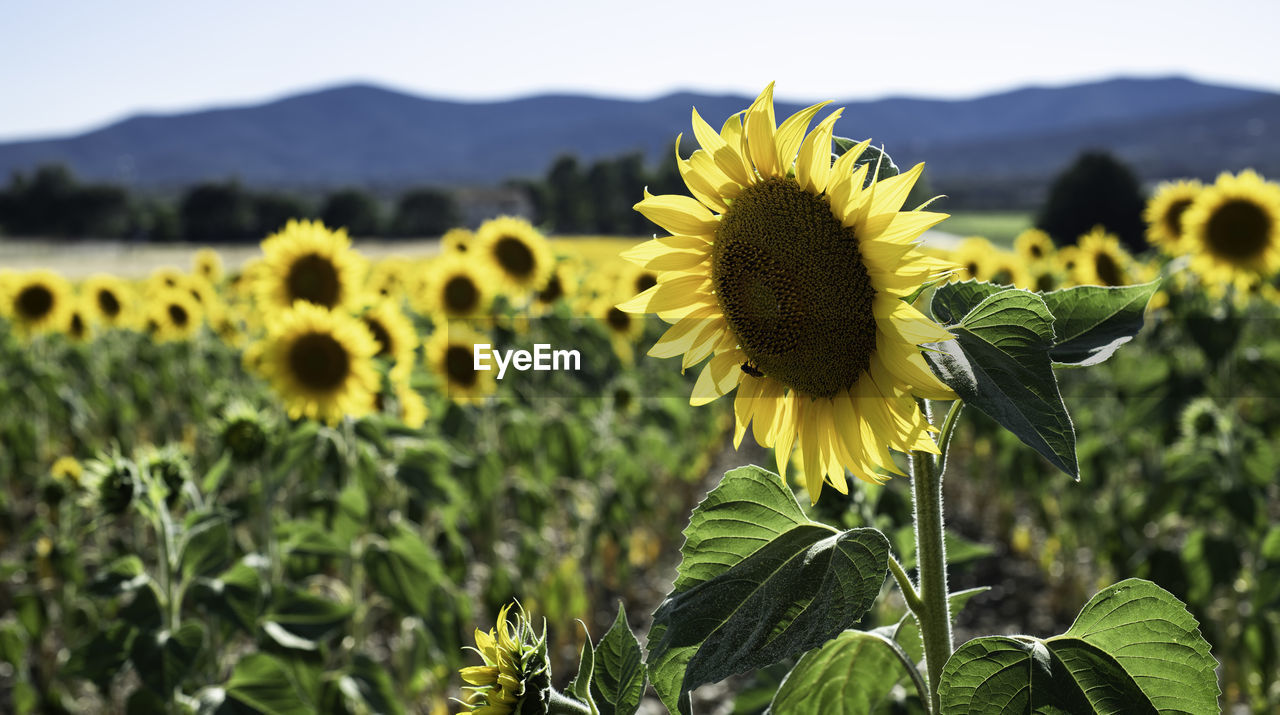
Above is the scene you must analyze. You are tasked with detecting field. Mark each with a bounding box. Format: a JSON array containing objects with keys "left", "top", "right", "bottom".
[{"left": 3, "top": 160, "right": 1280, "bottom": 712}]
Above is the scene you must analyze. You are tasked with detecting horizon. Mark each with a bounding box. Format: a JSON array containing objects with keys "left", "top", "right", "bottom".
[
  {"left": 6, "top": 0, "right": 1279, "bottom": 142},
  {"left": 3, "top": 72, "right": 1275, "bottom": 145}
]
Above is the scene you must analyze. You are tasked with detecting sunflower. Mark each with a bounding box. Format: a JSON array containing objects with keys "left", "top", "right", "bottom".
[
  {"left": 259, "top": 302, "right": 380, "bottom": 424},
  {"left": 442, "top": 227, "right": 474, "bottom": 254},
  {"left": 617, "top": 84, "right": 956, "bottom": 500},
  {"left": 392, "top": 379, "right": 429, "bottom": 429},
  {"left": 1, "top": 270, "right": 73, "bottom": 335},
  {"left": 360, "top": 299, "right": 418, "bottom": 381},
  {"left": 417, "top": 254, "right": 496, "bottom": 320},
  {"left": 149, "top": 289, "right": 205, "bottom": 342},
  {"left": 530, "top": 261, "right": 577, "bottom": 316},
  {"left": 366, "top": 257, "right": 413, "bottom": 300},
  {"left": 948, "top": 237, "right": 993, "bottom": 282},
  {"left": 1057, "top": 245, "right": 1081, "bottom": 277},
  {"left": 475, "top": 216, "right": 553, "bottom": 294},
  {"left": 64, "top": 297, "right": 92, "bottom": 342},
  {"left": 256, "top": 219, "right": 366, "bottom": 311},
  {"left": 51, "top": 456, "right": 84, "bottom": 486},
  {"left": 81, "top": 274, "right": 135, "bottom": 329},
  {"left": 424, "top": 325, "right": 497, "bottom": 405},
  {"left": 1013, "top": 228, "right": 1055, "bottom": 264},
  {"left": 1181, "top": 170, "right": 1280, "bottom": 284},
  {"left": 193, "top": 247, "right": 225, "bottom": 284},
  {"left": 1074, "top": 226, "right": 1134, "bottom": 287},
  {"left": 1143, "top": 179, "right": 1202, "bottom": 255},
  {"left": 458, "top": 604, "right": 549, "bottom": 715},
  {"left": 1025, "top": 259, "right": 1065, "bottom": 293},
  {"left": 982, "top": 250, "right": 1033, "bottom": 289},
  {"left": 146, "top": 266, "right": 186, "bottom": 295},
  {"left": 594, "top": 295, "right": 644, "bottom": 365}
]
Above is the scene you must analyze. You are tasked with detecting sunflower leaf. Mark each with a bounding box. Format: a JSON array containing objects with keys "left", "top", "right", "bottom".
[
  {"left": 930, "top": 279, "right": 1004, "bottom": 325},
  {"left": 1039, "top": 281, "right": 1160, "bottom": 366},
  {"left": 937, "top": 579, "right": 1218, "bottom": 714},
  {"left": 646, "top": 467, "right": 889, "bottom": 713},
  {"left": 923, "top": 288, "right": 1078, "bottom": 478},
  {"left": 590, "top": 606, "right": 645, "bottom": 715},
  {"left": 770, "top": 630, "right": 920, "bottom": 714},
  {"left": 833, "top": 137, "right": 900, "bottom": 185}
]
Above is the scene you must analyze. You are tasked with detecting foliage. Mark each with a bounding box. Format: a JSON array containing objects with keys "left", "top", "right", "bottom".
[{"left": 1036, "top": 151, "right": 1146, "bottom": 251}]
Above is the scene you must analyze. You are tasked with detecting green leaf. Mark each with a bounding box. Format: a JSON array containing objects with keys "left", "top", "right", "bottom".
[
  {"left": 224, "top": 653, "right": 316, "bottom": 715},
  {"left": 883, "top": 586, "right": 990, "bottom": 665},
  {"left": 1040, "top": 282, "right": 1159, "bottom": 366},
  {"left": 833, "top": 137, "right": 900, "bottom": 185},
  {"left": 567, "top": 623, "right": 598, "bottom": 714},
  {"left": 938, "top": 579, "right": 1218, "bottom": 714},
  {"left": 178, "top": 511, "right": 233, "bottom": 581},
  {"left": 192, "top": 557, "right": 264, "bottom": 633},
  {"left": 88, "top": 555, "right": 149, "bottom": 596},
  {"left": 200, "top": 452, "right": 232, "bottom": 495},
  {"left": 335, "top": 654, "right": 405, "bottom": 715},
  {"left": 923, "top": 288, "right": 1078, "bottom": 478},
  {"left": 264, "top": 587, "right": 352, "bottom": 643},
  {"left": 647, "top": 466, "right": 889, "bottom": 713},
  {"left": 930, "top": 280, "right": 1004, "bottom": 326},
  {"left": 591, "top": 606, "right": 645, "bottom": 715},
  {"left": 1056, "top": 578, "right": 1218, "bottom": 713},
  {"left": 770, "top": 630, "right": 919, "bottom": 714},
  {"left": 364, "top": 522, "right": 441, "bottom": 616},
  {"left": 130, "top": 622, "right": 205, "bottom": 695}
]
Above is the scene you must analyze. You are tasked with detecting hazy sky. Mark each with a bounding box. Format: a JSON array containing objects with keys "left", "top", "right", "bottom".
[{"left": 4, "top": 0, "right": 1278, "bottom": 141}]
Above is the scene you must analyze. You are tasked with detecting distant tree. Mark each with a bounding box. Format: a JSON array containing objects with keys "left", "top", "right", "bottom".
[
  {"left": 252, "top": 192, "right": 312, "bottom": 237},
  {"left": 179, "top": 181, "right": 255, "bottom": 242},
  {"left": 65, "top": 184, "right": 131, "bottom": 237},
  {"left": 546, "top": 155, "right": 589, "bottom": 234},
  {"left": 614, "top": 154, "right": 650, "bottom": 235},
  {"left": 321, "top": 189, "right": 383, "bottom": 236},
  {"left": 391, "top": 188, "right": 459, "bottom": 237},
  {"left": 0, "top": 164, "right": 133, "bottom": 238},
  {"left": 1036, "top": 152, "right": 1146, "bottom": 251},
  {"left": 505, "top": 179, "right": 549, "bottom": 227},
  {"left": 585, "top": 159, "right": 623, "bottom": 234},
  {"left": 130, "top": 200, "right": 181, "bottom": 242}
]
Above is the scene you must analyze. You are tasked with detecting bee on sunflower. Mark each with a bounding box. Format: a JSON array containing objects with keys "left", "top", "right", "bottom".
[
  {"left": 1143, "top": 179, "right": 1202, "bottom": 255},
  {"left": 256, "top": 219, "right": 367, "bottom": 312},
  {"left": 1181, "top": 169, "right": 1280, "bottom": 285},
  {"left": 617, "top": 84, "right": 956, "bottom": 501},
  {"left": 257, "top": 302, "right": 381, "bottom": 424},
  {"left": 1, "top": 270, "right": 73, "bottom": 336}
]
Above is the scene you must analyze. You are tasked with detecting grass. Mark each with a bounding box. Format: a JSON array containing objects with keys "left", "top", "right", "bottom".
[{"left": 940, "top": 211, "right": 1034, "bottom": 246}]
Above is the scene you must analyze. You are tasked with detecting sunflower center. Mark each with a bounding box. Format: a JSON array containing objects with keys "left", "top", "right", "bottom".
[
  {"left": 606, "top": 307, "right": 630, "bottom": 331},
  {"left": 1206, "top": 199, "right": 1271, "bottom": 261},
  {"left": 168, "top": 304, "right": 189, "bottom": 327},
  {"left": 444, "top": 344, "right": 478, "bottom": 388},
  {"left": 634, "top": 272, "right": 657, "bottom": 293},
  {"left": 1163, "top": 199, "right": 1193, "bottom": 238},
  {"left": 443, "top": 275, "right": 480, "bottom": 313},
  {"left": 494, "top": 236, "right": 535, "bottom": 278},
  {"left": 288, "top": 332, "right": 351, "bottom": 391},
  {"left": 97, "top": 289, "right": 121, "bottom": 318},
  {"left": 711, "top": 177, "right": 876, "bottom": 397},
  {"left": 70, "top": 312, "right": 85, "bottom": 338},
  {"left": 287, "top": 253, "right": 342, "bottom": 307},
  {"left": 1094, "top": 252, "right": 1123, "bottom": 286},
  {"left": 364, "top": 317, "right": 393, "bottom": 357},
  {"left": 16, "top": 285, "right": 54, "bottom": 320},
  {"left": 537, "top": 274, "right": 563, "bottom": 304}
]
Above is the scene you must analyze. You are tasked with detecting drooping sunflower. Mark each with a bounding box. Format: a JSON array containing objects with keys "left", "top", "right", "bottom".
[
  {"left": 417, "top": 254, "right": 496, "bottom": 320},
  {"left": 259, "top": 302, "right": 380, "bottom": 424},
  {"left": 1181, "top": 170, "right": 1280, "bottom": 284},
  {"left": 360, "top": 299, "right": 418, "bottom": 381},
  {"left": 617, "top": 84, "right": 956, "bottom": 500},
  {"left": 1013, "top": 228, "right": 1055, "bottom": 264},
  {"left": 256, "top": 219, "right": 366, "bottom": 312},
  {"left": 81, "top": 274, "right": 135, "bottom": 329},
  {"left": 192, "top": 247, "right": 225, "bottom": 284},
  {"left": 1074, "top": 226, "right": 1134, "bottom": 287},
  {"left": 1143, "top": 179, "right": 1202, "bottom": 255},
  {"left": 1, "top": 270, "right": 73, "bottom": 336},
  {"left": 475, "top": 216, "right": 553, "bottom": 294},
  {"left": 149, "top": 289, "right": 205, "bottom": 342},
  {"left": 424, "top": 325, "right": 497, "bottom": 405}
]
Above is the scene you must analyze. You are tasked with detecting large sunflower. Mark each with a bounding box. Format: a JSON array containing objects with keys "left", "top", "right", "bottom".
[
  {"left": 1, "top": 270, "right": 73, "bottom": 336},
  {"left": 259, "top": 302, "right": 380, "bottom": 423},
  {"left": 617, "top": 84, "right": 956, "bottom": 500},
  {"left": 1143, "top": 179, "right": 1202, "bottom": 255},
  {"left": 1073, "top": 226, "right": 1134, "bottom": 287},
  {"left": 424, "top": 325, "right": 497, "bottom": 405},
  {"left": 1181, "top": 170, "right": 1280, "bottom": 284},
  {"left": 257, "top": 219, "right": 366, "bottom": 311},
  {"left": 417, "top": 254, "right": 496, "bottom": 320},
  {"left": 475, "top": 216, "right": 553, "bottom": 294}
]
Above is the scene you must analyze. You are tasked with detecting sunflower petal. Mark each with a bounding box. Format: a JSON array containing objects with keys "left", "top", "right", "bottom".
[
  {"left": 795, "top": 109, "right": 843, "bottom": 193},
  {"left": 676, "top": 136, "right": 730, "bottom": 214},
  {"left": 634, "top": 190, "right": 719, "bottom": 237},
  {"left": 874, "top": 294, "right": 954, "bottom": 344},
  {"left": 733, "top": 374, "right": 764, "bottom": 448},
  {"left": 617, "top": 274, "right": 710, "bottom": 314},
  {"left": 620, "top": 235, "right": 710, "bottom": 265},
  {"left": 874, "top": 333, "right": 957, "bottom": 400},
  {"left": 869, "top": 162, "right": 926, "bottom": 216},
  {"left": 775, "top": 101, "right": 829, "bottom": 174},
  {"left": 744, "top": 82, "right": 780, "bottom": 178},
  {"left": 648, "top": 305, "right": 719, "bottom": 357},
  {"left": 691, "top": 349, "right": 745, "bottom": 406}
]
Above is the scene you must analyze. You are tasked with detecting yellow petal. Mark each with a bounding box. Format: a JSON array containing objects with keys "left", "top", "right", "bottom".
[
  {"left": 617, "top": 274, "right": 711, "bottom": 314},
  {"left": 681, "top": 318, "right": 727, "bottom": 369},
  {"left": 744, "top": 82, "right": 779, "bottom": 178},
  {"left": 634, "top": 190, "right": 718, "bottom": 237},
  {"left": 648, "top": 305, "right": 719, "bottom": 357},
  {"left": 869, "top": 162, "right": 926, "bottom": 216},
  {"left": 691, "top": 349, "right": 745, "bottom": 406},
  {"left": 874, "top": 334, "right": 956, "bottom": 400},
  {"left": 751, "top": 377, "right": 785, "bottom": 447},
  {"left": 703, "top": 110, "right": 753, "bottom": 186},
  {"left": 795, "top": 109, "right": 842, "bottom": 194},
  {"left": 620, "top": 235, "right": 710, "bottom": 266},
  {"left": 775, "top": 101, "right": 830, "bottom": 175},
  {"left": 772, "top": 392, "right": 799, "bottom": 479},
  {"left": 675, "top": 136, "right": 730, "bottom": 214},
  {"left": 864, "top": 210, "right": 949, "bottom": 246},
  {"left": 733, "top": 374, "right": 764, "bottom": 448},
  {"left": 460, "top": 666, "right": 499, "bottom": 686},
  {"left": 874, "top": 294, "right": 954, "bottom": 344}
]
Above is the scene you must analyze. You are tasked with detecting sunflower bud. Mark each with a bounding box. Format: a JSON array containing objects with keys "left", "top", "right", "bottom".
[
  {"left": 89, "top": 455, "right": 139, "bottom": 516},
  {"left": 141, "top": 446, "right": 191, "bottom": 506},
  {"left": 457, "top": 603, "right": 553, "bottom": 715},
  {"left": 219, "top": 401, "right": 270, "bottom": 463}
]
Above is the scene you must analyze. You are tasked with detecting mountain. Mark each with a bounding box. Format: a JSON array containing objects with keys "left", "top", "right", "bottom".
[{"left": 0, "top": 77, "right": 1275, "bottom": 192}]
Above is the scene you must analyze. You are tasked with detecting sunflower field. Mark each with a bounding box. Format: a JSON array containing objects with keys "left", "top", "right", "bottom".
[{"left": 2, "top": 85, "right": 1280, "bottom": 714}]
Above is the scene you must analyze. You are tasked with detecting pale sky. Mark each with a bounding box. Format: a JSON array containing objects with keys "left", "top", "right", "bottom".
[{"left": 3, "top": 0, "right": 1278, "bottom": 141}]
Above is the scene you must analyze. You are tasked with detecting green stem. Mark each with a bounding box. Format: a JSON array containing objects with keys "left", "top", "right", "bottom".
[
  {"left": 546, "top": 689, "right": 593, "bottom": 715},
  {"left": 911, "top": 400, "right": 959, "bottom": 714},
  {"left": 888, "top": 555, "right": 924, "bottom": 615}
]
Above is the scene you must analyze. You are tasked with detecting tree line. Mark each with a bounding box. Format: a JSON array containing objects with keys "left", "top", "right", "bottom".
[{"left": 0, "top": 165, "right": 459, "bottom": 241}]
